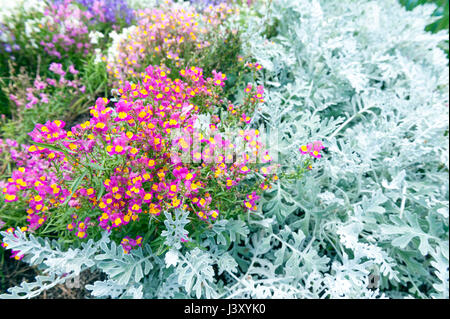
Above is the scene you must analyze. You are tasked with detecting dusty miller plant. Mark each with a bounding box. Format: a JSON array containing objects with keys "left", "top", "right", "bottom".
[
  {"left": 1, "top": 0, "right": 448, "bottom": 299},
  {"left": 234, "top": 0, "right": 449, "bottom": 298}
]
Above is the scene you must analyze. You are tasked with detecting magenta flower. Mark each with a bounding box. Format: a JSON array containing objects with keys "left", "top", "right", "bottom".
[
  {"left": 299, "top": 141, "right": 325, "bottom": 158},
  {"left": 299, "top": 144, "right": 311, "bottom": 154},
  {"left": 121, "top": 235, "right": 143, "bottom": 254},
  {"left": 211, "top": 70, "right": 227, "bottom": 86}
]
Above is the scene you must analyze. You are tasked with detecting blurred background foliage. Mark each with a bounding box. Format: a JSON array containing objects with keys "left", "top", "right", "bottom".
[
  {"left": 400, "top": 0, "right": 449, "bottom": 56},
  {"left": 400, "top": 0, "right": 449, "bottom": 32}
]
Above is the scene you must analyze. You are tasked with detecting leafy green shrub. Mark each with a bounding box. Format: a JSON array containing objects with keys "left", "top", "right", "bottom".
[{"left": 0, "top": 58, "right": 108, "bottom": 144}]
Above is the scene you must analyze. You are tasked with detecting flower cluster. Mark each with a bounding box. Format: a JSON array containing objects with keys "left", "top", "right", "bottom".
[
  {"left": 1, "top": 0, "right": 127, "bottom": 65},
  {"left": 226, "top": 83, "right": 265, "bottom": 126},
  {"left": 8, "top": 63, "right": 85, "bottom": 111},
  {"left": 243, "top": 191, "right": 260, "bottom": 211},
  {"left": 245, "top": 61, "right": 263, "bottom": 71},
  {"left": 0, "top": 0, "right": 47, "bottom": 54},
  {"left": 67, "top": 215, "right": 93, "bottom": 238},
  {"left": 189, "top": 0, "right": 230, "bottom": 7},
  {"left": 53, "top": 0, "right": 135, "bottom": 25},
  {"left": 0, "top": 24, "right": 20, "bottom": 54},
  {"left": 2, "top": 64, "right": 275, "bottom": 253},
  {"left": 34, "top": 0, "right": 97, "bottom": 59},
  {"left": 0, "top": 138, "right": 26, "bottom": 165},
  {"left": 299, "top": 141, "right": 325, "bottom": 159},
  {"left": 0, "top": 138, "right": 65, "bottom": 218},
  {"left": 2, "top": 138, "right": 72, "bottom": 231},
  {"left": 121, "top": 235, "right": 143, "bottom": 254},
  {"left": 106, "top": 0, "right": 237, "bottom": 86},
  {"left": 201, "top": 2, "right": 237, "bottom": 23}
]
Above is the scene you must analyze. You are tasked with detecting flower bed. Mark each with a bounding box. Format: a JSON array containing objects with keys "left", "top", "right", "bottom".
[{"left": 0, "top": 0, "right": 448, "bottom": 299}]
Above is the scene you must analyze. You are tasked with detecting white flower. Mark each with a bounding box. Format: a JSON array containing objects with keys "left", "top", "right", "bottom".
[
  {"left": 93, "top": 48, "right": 103, "bottom": 64},
  {"left": 0, "top": 0, "right": 46, "bottom": 24},
  {"left": 107, "top": 25, "right": 137, "bottom": 63},
  {"left": 22, "top": 0, "right": 46, "bottom": 14},
  {"left": 0, "top": 31, "right": 7, "bottom": 42},
  {"left": 89, "top": 31, "right": 104, "bottom": 45},
  {"left": 24, "top": 19, "right": 38, "bottom": 38}
]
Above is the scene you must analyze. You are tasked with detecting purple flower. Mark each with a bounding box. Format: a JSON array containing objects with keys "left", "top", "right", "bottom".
[
  {"left": 52, "top": 0, "right": 135, "bottom": 24},
  {"left": 189, "top": 0, "right": 231, "bottom": 6}
]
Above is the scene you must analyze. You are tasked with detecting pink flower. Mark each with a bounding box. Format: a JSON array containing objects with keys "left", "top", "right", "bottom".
[
  {"left": 241, "top": 113, "right": 251, "bottom": 124},
  {"left": 34, "top": 78, "right": 47, "bottom": 90},
  {"left": 68, "top": 65, "right": 79, "bottom": 75},
  {"left": 49, "top": 63, "right": 66, "bottom": 77},
  {"left": 299, "top": 141, "right": 325, "bottom": 158},
  {"left": 299, "top": 144, "right": 312, "bottom": 155},
  {"left": 47, "top": 78, "right": 57, "bottom": 86},
  {"left": 212, "top": 70, "right": 227, "bottom": 87},
  {"left": 40, "top": 93, "right": 49, "bottom": 104}
]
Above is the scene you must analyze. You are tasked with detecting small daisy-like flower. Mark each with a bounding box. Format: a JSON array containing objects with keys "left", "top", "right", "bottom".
[{"left": 299, "top": 144, "right": 311, "bottom": 154}]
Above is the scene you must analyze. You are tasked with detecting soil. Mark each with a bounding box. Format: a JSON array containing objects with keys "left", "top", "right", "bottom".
[{"left": 0, "top": 248, "right": 106, "bottom": 299}]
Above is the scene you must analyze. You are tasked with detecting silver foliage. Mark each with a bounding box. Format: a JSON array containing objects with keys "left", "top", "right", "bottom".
[{"left": 234, "top": 0, "right": 449, "bottom": 298}]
